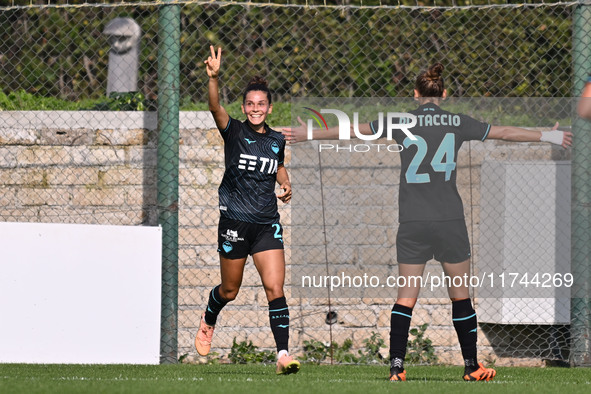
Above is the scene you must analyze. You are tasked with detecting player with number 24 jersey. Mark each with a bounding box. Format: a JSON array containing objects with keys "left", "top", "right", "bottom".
[{"left": 370, "top": 103, "right": 490, "bottom": 223}]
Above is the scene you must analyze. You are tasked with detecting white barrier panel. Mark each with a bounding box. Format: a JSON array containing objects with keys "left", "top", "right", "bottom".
[{"left": 0, "top": 222, "right": 162, "bottom": 364}]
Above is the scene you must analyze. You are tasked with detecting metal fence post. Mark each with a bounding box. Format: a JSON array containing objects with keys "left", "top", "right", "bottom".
[
  {"left": 157, "top": 0, "right": 181, "bottom": 365},
  {"left": 571, "top": 0, "right": 591, "bottom": 367}
]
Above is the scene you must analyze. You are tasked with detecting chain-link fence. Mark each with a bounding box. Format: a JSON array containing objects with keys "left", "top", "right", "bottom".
[{"left": 1, "top": 0, "right": 590, "bottom": 367}]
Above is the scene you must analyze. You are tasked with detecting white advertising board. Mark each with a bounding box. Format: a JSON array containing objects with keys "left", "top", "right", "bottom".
[{"left": 0, "top": 222, "right": 162, "bottom": 364}]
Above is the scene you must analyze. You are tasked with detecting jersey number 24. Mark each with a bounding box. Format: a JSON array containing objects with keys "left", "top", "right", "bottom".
[{"left": 403, "top": 133, "right": 456, "bottom": 183}]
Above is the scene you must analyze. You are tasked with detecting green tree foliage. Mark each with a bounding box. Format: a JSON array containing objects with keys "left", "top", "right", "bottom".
[
  {"left": 0, "top": 3, "right": 574, "bottom": 108},
  {"left": 0, "top": 5, "right": 159, "bottom": 101},
  {"left": 182, "top": 3, "right": 573, "bottom": 101}
]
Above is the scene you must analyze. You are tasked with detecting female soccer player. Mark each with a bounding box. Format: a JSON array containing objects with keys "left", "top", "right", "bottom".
[
  {"left": 284, "top": 63, "right": 572, "bottom": 381},
  {"left": 577, "top": 74, "right": 591, "bottom": 120},
  {"left": 195, "top": 46, "right": 299, "bottom": 375}
]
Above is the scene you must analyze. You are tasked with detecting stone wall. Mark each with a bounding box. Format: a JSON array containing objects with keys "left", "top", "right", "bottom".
[{"left": 0, "top": 111, "right": 571, "bottom": 366}]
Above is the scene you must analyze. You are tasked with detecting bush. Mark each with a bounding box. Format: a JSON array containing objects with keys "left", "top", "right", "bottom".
[
  {"left": 406, "top": 323, "right": 439, "bottom": 365},
  {"left": 89, "top": 91, "right": 148, "bottom": 111},
  {"left": 302, "top": 332, "right": 389, "bottom": 365},
  {"left": 228, "top": 338, "right": 276, "bottom": 364},
  {"left": 301, "top": 329, "right": 439, "bottom": 365}
]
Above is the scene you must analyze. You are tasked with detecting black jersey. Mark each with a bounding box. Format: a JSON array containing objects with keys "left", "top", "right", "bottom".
[
  {"left": 370, "top": 103, "right": 490, "bottom": 223},
  {"left": 217, "top": 117, "right": 285, "bottom": 224}
]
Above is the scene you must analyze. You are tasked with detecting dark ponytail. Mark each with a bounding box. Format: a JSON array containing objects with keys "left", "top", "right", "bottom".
[
  {"left": 415, "top": 63, "right": 445, "bottom": 98},
  {"left": 243, "top": 76, "right": 272, "bottom": 104}
]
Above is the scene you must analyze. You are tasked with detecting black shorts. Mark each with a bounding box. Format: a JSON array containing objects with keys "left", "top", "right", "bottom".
[
  {"left": 396, "top": 220, "right": 471, "bottom": 264},
  {"left": 217, "top": 216, "right": 284, "bottom": 259}
]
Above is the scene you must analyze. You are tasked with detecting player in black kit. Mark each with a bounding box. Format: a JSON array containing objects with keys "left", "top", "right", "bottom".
[
  {"left": 382, "top": 64, "right": 570, "bottom": 382},
  {"left": 283, "top": 63, "right": 572, "bottom": 382},
  {"left": 195, "top": 46, "right": 299, "bottom": 375}
]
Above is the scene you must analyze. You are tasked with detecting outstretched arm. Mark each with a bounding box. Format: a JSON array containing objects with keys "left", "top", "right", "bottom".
[
  {"left": 205, "top": 45, "right": 230, "bottom": 130},
  {"left": 487, "top": 122, "right": 572, "bottom": 149},
  {"left": 281, "top": 116, "right": 374, "bottom": 143},
  {"left": 577, "top": 77, "right": 591, "bottom": 120}
]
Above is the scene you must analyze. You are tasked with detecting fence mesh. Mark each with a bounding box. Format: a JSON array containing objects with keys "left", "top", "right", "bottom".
[{"left": 0, "top": 0, "right": 589, "bottom": 367}]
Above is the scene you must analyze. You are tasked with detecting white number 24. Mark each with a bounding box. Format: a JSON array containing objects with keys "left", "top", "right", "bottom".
[{"left": 403, "top": 133, "right": 456, "bottom": 183}]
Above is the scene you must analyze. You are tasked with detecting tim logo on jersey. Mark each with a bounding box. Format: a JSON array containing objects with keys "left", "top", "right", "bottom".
[{"left": 238, "top": 153, "right": 279, "bottom": 174}]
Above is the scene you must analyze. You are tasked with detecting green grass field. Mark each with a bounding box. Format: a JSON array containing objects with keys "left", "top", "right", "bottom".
[{"left": 1, "top": 364, "right": 590, "bottom": 393}]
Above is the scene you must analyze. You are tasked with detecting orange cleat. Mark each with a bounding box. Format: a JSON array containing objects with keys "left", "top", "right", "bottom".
[
  {"left": 389, "top": 370, "right": 406, "bottom": 381},
  {"left": 195, "top": 313, "right": 215, "bottom": 356},
  {"left": 463, "top": 362, "right": 496, "bottom": 381},
  {"left": 276, "top": 354, "right": 300, "bottom": 375}
]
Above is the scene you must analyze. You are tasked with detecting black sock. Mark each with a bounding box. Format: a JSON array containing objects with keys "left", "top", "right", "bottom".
[
  {"left": 452, "top": 298, "right": 478, "bottom": 372},
  {"left": 390, "top": 303, "right": 413, "bottom": 373},
  {"left": 269, "top": 296, "right": 290, "bottom": 352},
  {"left": 204, "top": 285, "right": 228, "bottom": 326}
]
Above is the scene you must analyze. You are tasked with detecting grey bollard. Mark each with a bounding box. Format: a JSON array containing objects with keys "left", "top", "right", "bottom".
[{"left": 103, "top": 17, "right": 141, "bottom": 95}]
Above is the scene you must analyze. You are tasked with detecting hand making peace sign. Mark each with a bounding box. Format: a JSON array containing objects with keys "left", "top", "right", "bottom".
[{"left": 204, "top": 45, "right": 222, "bottom": 78}]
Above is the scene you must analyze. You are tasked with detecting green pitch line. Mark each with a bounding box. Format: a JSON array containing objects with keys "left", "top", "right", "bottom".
[{"left": 1, "top": 364, "right": 591, "bottom": 394}]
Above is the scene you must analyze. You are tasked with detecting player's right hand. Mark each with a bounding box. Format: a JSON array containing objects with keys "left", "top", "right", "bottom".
[
  {"left": 280, "top": 116, "right": 307, "bottom": 144},
  {"left": 204, "top": 45, "right": 221, "bottom": 78}
]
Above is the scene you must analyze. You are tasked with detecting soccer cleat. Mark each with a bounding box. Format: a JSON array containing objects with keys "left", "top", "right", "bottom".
[
  {"left": 195, "top": 313, "right": 215, "bottom": 356},
  {"left": 276, "top": 354, "right": 300, "bottom": 375},
  {"left": 463, "top": 362, "right": 496, "bottom": 381},
  {"left": 389, "top": 370, "right": 406, "bottom": 381}
]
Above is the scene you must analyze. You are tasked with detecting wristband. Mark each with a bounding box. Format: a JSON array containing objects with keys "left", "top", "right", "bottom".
[
  {"left": 540, "top": 130, "right": 563, "bottom": 145},
  {"left": 588, "top": 75, "right": 591, "bottom": 83}
]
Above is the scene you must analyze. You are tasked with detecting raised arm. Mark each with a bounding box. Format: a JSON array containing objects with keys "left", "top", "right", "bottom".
[
  {"left": 281, "top": 116, "right": 374, "bottom": 143},
  {"left": 487, "top": 122, "right": 572, "bottom": 149},
  {"left": 577, "top": 77, "right": 591, "bottom": 120},
  {"left": 205, "top": 45, "right": 230, "bottom": 129}
]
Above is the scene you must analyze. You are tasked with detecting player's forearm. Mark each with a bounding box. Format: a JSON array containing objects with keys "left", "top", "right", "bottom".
[
  {"left": 276, "top": 166, "right": 290, "bottom": 186},
  {"left": 208, "top": 77, "right": 222, "bottom": 113},
  {"left": 314, "top": 123, "right": 373, "bottom": 140},
  {"left": 208, "top": 77, "right": 229, "bottom": 128},
  {"left": 488, "top": 125, "right": 542, "bottom": 142}
]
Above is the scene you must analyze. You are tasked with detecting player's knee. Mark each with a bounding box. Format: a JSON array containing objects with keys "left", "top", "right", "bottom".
[
  {"left": 265, "top": 287, "right": 284, "bottom": 302},
  {"left": 396, "top": 298, "right": 417, "bottom": 309},
  {"left": 219, "top": 287, "right": 239, "bottom": 301},
  {"left": 450, "top": 297, "right": 471, "bottom": 303}
]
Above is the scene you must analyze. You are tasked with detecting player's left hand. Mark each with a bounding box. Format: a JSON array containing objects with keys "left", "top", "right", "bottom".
[
  {"left": 277, "top": 182, "right": 292, "bottom": 204},
  {"left": 561, "top": 131, "right": 573, "bottom": 148},
  {"left": 280, "top": 116, "right": 307, "bottom": 144},
  {"left": 551, "top": 121, "right": 573, "bottom": 149},
  {"left": 541, "top": 122, "right": 573, "bottom": 149}
]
